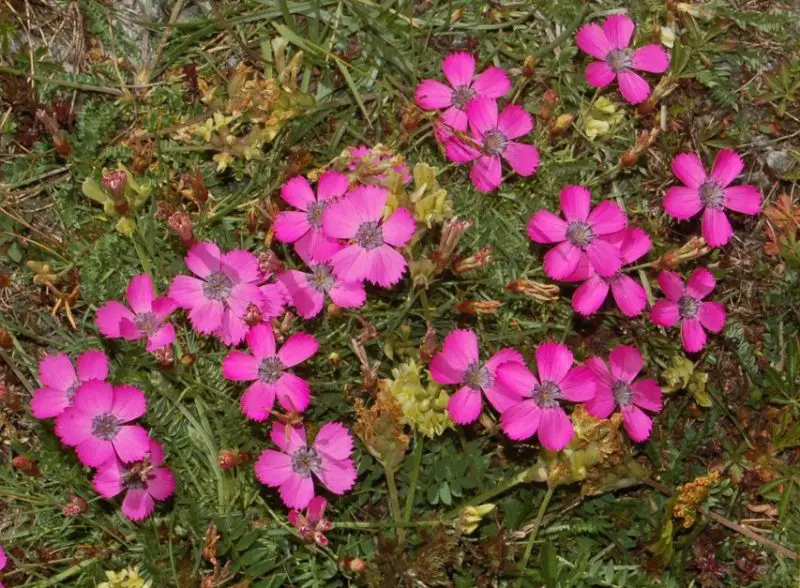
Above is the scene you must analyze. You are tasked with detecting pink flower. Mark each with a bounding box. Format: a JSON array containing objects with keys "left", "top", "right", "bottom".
[
  {"left": 254, "top": 421, "right": 357, "bottom": 509},
  {"left": 650, "top": 268, "right": 726, "bottom": 352},
  {"left": 55, "top": 380, "right": 150, "bottom": 467},
  {"left": 0, "top": 544, "right": 6, "bottom": 577},
  {"left": 289, "top": 496, "right": 333, "bottom": 547},
  {"left": 222, "top": 323, "right": 318, "bottom": 421},
  {"left": 565, "top": 227, "right": 651, "bottom": 317},
  {"left": 168, "top": 241, "right": 265, "bottom": 346},
  {"left": 277, "top": 254, "right": 366, "bottom": 319},
  {"left": 414, "top": 52, "right": 511, "bottom": 142},
  {"left": 527, "top": 185, "right": 627, "bottom": 280},
  {"left": 347, "top": 145, "right": 412, "bottom": 185},
  {"left": 585, "top": 345, "right": 663, "bottom": 442},
  {"left": 430, "top": 329, "right": 528, "bottom": 424},
  {"left": 322, "top": 186, "right": 416, "bottom": 287},
  {"left": 96, "top": 274, "right": 177, "bottom": 352},
  {"left": 445, "top": 97, "right": 539, "bottom": 193},
  {"left": 274, "top": 172, "right": 349, "bottom": 262},
  {"left": 497, "top": 342, "right": 595, "bottom": 450},
  {"left": 576, "top": 14, "right": 670, "bottom": 104},
  {"left": 31, "top": 350, "right": 108, "bottom": 419},
  {"left": 92, "top": 438, "right": 176, "bottom": 521},
  {"left": 664, "top": 150, "right": 762, "bottom": 248}
]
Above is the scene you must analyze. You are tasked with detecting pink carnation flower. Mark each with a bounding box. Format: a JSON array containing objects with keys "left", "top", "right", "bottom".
[
  {"left": 289, "top": 496, "right": 333, "bottom": 547},
  {"left": 0, "top": 544, "right": 6, "bottom": 581},
  {"left": 565, "top": 227, "right": 651, "bottom": 317},
  {"left": 576, "top": 14, "right": 670, "bottom": 104},
  {"left": 55, "top": 380, "right": 150, "bottom": 467},
  {"left": 322, "top": 186, "right": 416, "bottom": 287},
  {"left": 585, "top": 345, "right": 663, "bottom": 442},
  {"left": 430, "top": 329, "right": 528, "bottom": 424},
  {"left": 414, "top": 52, "right": 511, "bottom": 142},
  {"left": 168, "top": 241, "right": 265, "bottom": 346},
  {"left": 664, "top": 149, "right": 762, "bottom": 248},
  {"left": 31, "top": 350, "right": 108, "bottom": 419},
  {"left": 274, "top": 172, "right": 349, "bottom": 262},
  {"left": 445, "top": 97, "right": 539, "bottom": 193},
  {"left": 96, "top": 274, "right": 177, "bottom": 352},
  {"left": 92, "top": 438, "right": 176, "bottom": 521},
  {"left": 277, "top": 254, "right": 366, "bottom": 319},
  {"left": 255, "top": 421, "right": 357, "bottom": 509},
  {"left": 497, "top": 342, "right": 595, "bottom": 450},
  {"left": 222, "top": 323, "right": 318, "bottom": 421},
  {"left": 527, "top": 185, "right": 627, "bottom": 280},
  {"left": 650, "top": 268, "right": 726, "bottom": 352}
]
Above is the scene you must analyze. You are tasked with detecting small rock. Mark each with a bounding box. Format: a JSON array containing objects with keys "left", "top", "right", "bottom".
[{"left": 766, "top": 150, "right": 794, "bottom": 174}]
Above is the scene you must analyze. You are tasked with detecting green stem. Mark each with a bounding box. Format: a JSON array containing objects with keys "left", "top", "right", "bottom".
[
  {"left": 333, "top": 520, "right": 441, "bottom": 530},
  {"left": 0, "top": 66, "right": 124, "bottom": 96},
  {"left": 445, "top": 466, "right": 535, "bottom": 520},
  {"left": 384, "top": 465, "right": 405, "bottom": 543},
  {"left": 516, "top": 487, "right": 555, "bottom": 587},
  {"left": 28, "top": 558, "right": 98, "bottom": 587},
  {"left": 403, "top": 435, "right": 424, "bottom": 523}
]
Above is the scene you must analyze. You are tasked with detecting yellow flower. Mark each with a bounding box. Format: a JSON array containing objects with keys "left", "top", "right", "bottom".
[
  {"left": 408, "top": 163, "right": 453, "bottom": 228},
  {"left": 662, "top": 355, "right": 710, "bottom": 407},
  {"left": 455, "top": 504, "right": 496, "bottom": 535},
  {"left": 97, "top": 566, "right": 152, "bottom": 588},
  {"left": 384, "top": 360, "right": 452, "bottom": 438},
  {"left": 585, "top": 119, "right": 610, "bottom": 141},
  {"left": 213, "top": 152, "right": 234, "bottom": 172}
]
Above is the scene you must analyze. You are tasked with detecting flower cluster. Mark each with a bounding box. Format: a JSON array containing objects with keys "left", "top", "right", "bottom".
[
  {"left": 415, "top": 52, "right": 539, "bottom": 192},
  {"left": 30, "top": 351, "right": 175, "bottom": 521}
]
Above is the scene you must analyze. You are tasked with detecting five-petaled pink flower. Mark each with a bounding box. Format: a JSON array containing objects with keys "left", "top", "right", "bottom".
[
  {"left": 31, "top": 350, "right": 108, "bottom": 419},
  {"left": 322, "top": 186, "right": 416, "bottom": 287},
  {"left": 664, "top": 149, "right": 762, "bottom": 248},
  {"left": 650, "top": 268, "right": 726, "bottom": 353},
  {"left": 585, "top": 345, "right": 663, "bottom": 442},
  {"left": 576, "top": 14, "right": 670, "bottom": 104},
  {"left": 289, "top": 496, "right": 333, "bottom": 547},
  {"left": 222, "top": 323, "right": 318, "bottom": 421},
  {"left": 497, "top": 342, "right": 595, "bottom": 450},
  {"left": 430, "top": 329, "right": 528, "bottom": 424},
  {"left": 414, "top": 52, "right": 511, "bottom": 143},
  {"left": 92, "top": 438, "right": 176, "bottom": 521},
  {"left": 254, "top": 421, "right": 357, "bottom": 509},
  {"left": 528, "top": 185, "right": 627, "bottom": 280},
  {"left": 565, "top": 227, "right": 651, "bottom": 317},
  {"left": 277, "top": 251, "right": 366, "bottom": 319},
  {"left": 55, "top": 380, "right": 150, "bottom": 467},
  {"left": 274, "top": 172, "right": 349, "bottom": 262},
  {"left": 96, "top": 274, "right": 177, "bottom": 352},
  {"left": 168, "top": 241, "right": 265, "bottom": 346},
  {"left": 446, "top": 97, "right": 539, "bottom": 193}
]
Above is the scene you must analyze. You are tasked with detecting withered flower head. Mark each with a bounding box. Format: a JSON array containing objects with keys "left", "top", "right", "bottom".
[
  {"left": 353, "top": 387, "right": 410, "bottom": 470},
  {"left": 102, "top": 169, "right": 128, "bottom": 199},
  {"left": 453, "top": 299, "right": 501, "bottom": 315},
  {"left": 452, "top": 246, "right": 492, "bottom": 275},
  {"left": 505, "top": 279, "right": 560, "bottom": 302},
  {"left": 168, "top": 211, "right": 194, "bottom": 246}
]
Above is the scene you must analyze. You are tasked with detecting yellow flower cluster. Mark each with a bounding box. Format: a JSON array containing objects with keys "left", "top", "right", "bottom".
[
  {"left": 662, "top": 355, "right": 710, "bottom": 407},
  {"left": 583, "top": 96, "right": 624, "bottom": 140},
  {"left": 384, "top": 360, "right": 453, "bottom": 439},
  {"left": 97, "top": 566, "right": 152, "bottom": 588},
  {"left": 674, "top": 471, "right": 722, "bottom": 528}
]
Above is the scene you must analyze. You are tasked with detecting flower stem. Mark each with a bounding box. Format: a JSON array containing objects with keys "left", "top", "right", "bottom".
[
  {"left": 384, "top": 464, "right": 405, "bottom": 543},
  {"left": 403, "top": 434, "right": 424, "bottom": 523},
  {"left": 445, "top": 466, "right": 534, "bottom": 520},
  {"left": 515, "top": 487, "right": 555, "bottom": 587}
]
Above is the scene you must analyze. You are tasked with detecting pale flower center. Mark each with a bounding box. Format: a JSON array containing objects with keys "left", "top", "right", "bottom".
[
  {"left": 306, "top": 200, "right": 325, "bottom": 229},
  {"left": 463, "top": 362, "right": 492, "bottom": 389},
  {"left": 451, "top": 85, "right": 476, "bottom": 110},
  {"left": 566, "top": 221, "right": 595, "bottom": 248},
  {"left": 699, "top": 181, "right": 724, "bottom": 209},
  {"left": 258, "top": 357, "right": 284, "bottom": 384},
  {"left": 355, "top": 221, "right": 384, "bottom": 250},
  {"left": 533, "top": 380, "right": 562, "bottom": 409},
  {"left": 678, "top": 295, "right": 699, "bottom": 319},
  {"left": 606, "top": 49, "right": 633, "bottom": 73},
  {"left": 291, "top": 447, "right": 322, "bottom": 477},
  {"left": 308, "top": 263, "right": 335, "bottom": 293},
  {"left": 135, "top": 312, "right": 158, "bottom": 336},
  {"left": 203, "top": 271, "right": 233, "bottom": 301},
  {"left": 482, "top": 129, "right": 507, "bottom": 156},
  {"left": 92, "top": 413, "right": 122, "bottom": 440},
  {"left": 612, "top": 380, "right": 633, "bottom": 407},
  {"left": 65, "top": 381, "right": 79, "bottom": 403}
]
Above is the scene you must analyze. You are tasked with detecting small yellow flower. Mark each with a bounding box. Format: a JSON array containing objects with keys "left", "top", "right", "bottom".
[
  {"left": 455, "top": 503, "right": 496, "bottom": 535},
  {"left": 97, "top": 566, "right": 152, "bottom": 588},
  {"left": 213, "top": 152, "right": 234, "bottom": 172},
  {"left": 585, "top": 119, "right": 610, "bottom": 141},
  {"left": 384, "top": 360, "right": 452, "bottom": 438},
  {"left": 660, "top": 26, "right": 676, "bottom": 48}
]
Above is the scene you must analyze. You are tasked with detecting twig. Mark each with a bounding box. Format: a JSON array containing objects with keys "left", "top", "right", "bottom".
[
  {"left": 704, "top": 510, "right": 797, "bottom": 561},
  {"left": 403, "top": 434, "right": 424, "bottom": 523}
]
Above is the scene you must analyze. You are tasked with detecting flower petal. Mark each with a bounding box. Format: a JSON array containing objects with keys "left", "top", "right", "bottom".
[
  {"left": 698, "top": 301, "right": 726, "bottom": 333},
  {"left": 76, "top": 350, "right": 109, "bottom": 382},
  {"left": 586, "top": 238, "right": 622, "bottom": 277},
  {"left": 278, "top": 333, "right": 318, "bottom": 367},
  {"left": 472, "top": 66, "right": 511, "bottom": 98},
  {"left": 503, "top": 142, "right": 539, "bottom": 177},
  {"left": 710, "top": 149, "right": 744, "bottom": 187},
  {"left": 501, "top": 400, "right": 541, "bottom": 440},
  {"left": 576, "top": 23, "right": 612, "bottom": 60},
  {"left": 631, "top": 45, "right": 670, "bottom": 73},
  {"left": 222, "top": 351, "right": 259, "bottom": 381},
  {"left": 275, "top": 373, "right": 311, "bottom": 413},
  {"left": 527, "top": 210, "right": 568, "bottom": 243},
  {"left": 543, "top": 241, "right": 581, "bottom": 280},
  {"left": 664, "top": 186, "right": 702, "bottom": 220},
  {"left": 147, "top": 467, "right": 176, "bottom": 501},
  {"left": 126, "top": 274, "right": 154, "bottom": 314},
  {"left": 538, "top": 407, "right": 574, "bottom": 451},
  {"left": 313, "top": 422, "right": 354, "bottom": 461},
  {"left": 702, "top": 207, "right": 733, "bottom": 248},
  {"left": 414, "top": 79, "right": 454, "bottom": 110},
  {"left": 658, "top": 270, "right": 685, "bottom": 301},
  {"left": 442, "top": 52, "right": 476, "bottom": 88},
  {"left": 588, "top": 200, "right": 627, "bottom": 235},
  {"left": 382, "top": 207, "right": 416, "bottom": 247},
  {"left": 631, "top": 379, "right": 663, "bottom": 412},
  {"left": 560, "top": 185, "right": 591, "bottom": 222},
  {"left": 496, "top": 361, "right": 538, "bottom": 398},
  {"left": 603, "top": 14, "right": 635, "bottom": 48},
  {"left": 271, "top": 422, "right": 307, "bottom": 454},
  {"left": 620, "top": 227, "right": 652, "bottom": 264},
  {"left": 572, "top": 275, "right": 609, "bottom": 316},
  {"left": 465, "top": 97, "right": 498, "bottom": 137},
  {"left": 184, "top": 241, "right": 221, "bottom": 278},
  {"left": 280, "top": 474, "right": 316, "bottom": 509},
  {"left": 617, "top": 70, "right": 650, "bottom": 104},
  {"left": 621, "top": 405, "right": 653, "bottom": 442},
  {"left": 447, "top": 386, "right": 483, "bottom": 424},
  {"left": 470, "top": 155, "right": 502, "bottom": 193},
  {"left": 610, "top": 274, "right": 647, "bottom": 317},
  {"left": 724, "top": 185, "right": 761, "bottom": 215},
  {"left": 247, "top": 323, "right": 277, "bottom": 360},
  {"left": 38, "top": 352, "right": 77, "bottom": 391},
  {"left": 686, "top": 267, "right": 716, "bottom": 299},
  {"left": 650, "top": 300, "right": 680, "bottom": 327},
  {"left": 559, "top": 365, "right": 596, "bottom": 402},
  {"left": 497, "top": 104, "right": 532, "bottom": 140},
  {"left": 431, "top": 329, "right": 479, "bottom": 384},
  {"left": 535, "top": 341, "right": 573, "bottom": 384},
  {"left": 681, "top": 318, "right": 707, "bottom": 352},
  {"left": 585, "top": 62, "right": 616, "bottom": 87},
  {"left": 672, "top": 153, "right": 707, "bottom": 188},
  {"left": 609, "top": 345, "right": 643, "bottom": 382},
  {"left": 316, "top": 456, "right": 357, "bottom": 495},
  {"left": 240, "top": 381, "right": 277, "bottom": 421},
  {"left": 280, "top": 176, "right": 314, "bottom": 211},
  {"left": 254, "top": 449, "right": 294, "bottom": 487},
  {"left": 365, "top": 245, "right": 407, "bottom": 288},
  {"left": 111, "top": 385, "right": 146, "bottom": 422},
  {"left": 112, "top": 425, "right": 150, "bottom": 463}
]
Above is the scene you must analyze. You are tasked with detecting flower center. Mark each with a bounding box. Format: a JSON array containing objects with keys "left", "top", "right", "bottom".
[
  {"left": 482, "top": 129, "right": 507, "bottom": 156},
  {"left": 123, "top": 460, "right": 154, "bottom": 490},
  {"left": 678, "top": 295, "right": 699, "bottom": 319},
  {"left": 451, "top": 85, "right": 476, "bottom": 110},
  {"left": 258, "top": 357, "right": 284, "bottom": 384},
  {"left": 203, "top": 271, "right": 233, "bottom": 301},
  {"left": 355, "top": 221, "right": 384, "bottom": 250},
  {"left": 308, "top": 263, "right": 335, "bottom": 293},
  {"left": 699, "top": 181, "right": 724, "bottom": 209},
  {"left": 291, "top": 447, "right": 321, "bottom": 477},
  {"left": 606, "top": 49, "right": 632, "bottom": 73},
  {"left": 91, "top": 413, "right": 122, "bottom": 440},
  {"left": 533, "top": 380, "right": 562, "bottom": 409},
  {"left": 306, "top": 201, "right": 325, "bottom": 229},
  {"left": 566, "top": 221, "right": 595, "bottom": 248},
  {"left": 463, "top": 362, "right": 492, "bottom": 389},
  {"left": 135, "top": 312, "right": 158, "bottom": 336},
  {"left": 612, "top": 380, "right": 633, "bottom": 407},
  {"left": 65, "top": 382, "right": 79, "bottom": 404}
]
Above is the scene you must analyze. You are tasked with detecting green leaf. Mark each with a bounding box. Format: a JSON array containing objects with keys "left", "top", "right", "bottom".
[{"left": 541, "top": 540, "right": 558, "bottom": 588}]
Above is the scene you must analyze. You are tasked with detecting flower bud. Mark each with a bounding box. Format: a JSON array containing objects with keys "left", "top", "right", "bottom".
[
  {"left": 522, "top": 56, "right": 536, "bottom": 79},
  {"left": 154, "top": 346, "right": 174, "bottom": 368},
  {"left": 548, "top": 113, "right": 574, "bottom": 137},
  {"left": 62, "top": 495, "right": 88, "bottom": 517},
  {"left": 102, "top": 170, "right": 128, "bottom": 201},
  {"left": 168, "top": 211, "right": 194, "bottom": 246},
  {"left": 505, "top": 279, "right": 560, "bottom": 302},
  {"left": 454, "top": 300, "right": 501, "bottom": 315},
  {"left": 12, "top": 455, "right": 41, "bottom": 477},
  {"left": 455, "top": 503, "right": 496, "bottom": 535},
  {"left": 452, "top": 246, "right": 492, "bottom": 275}
]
